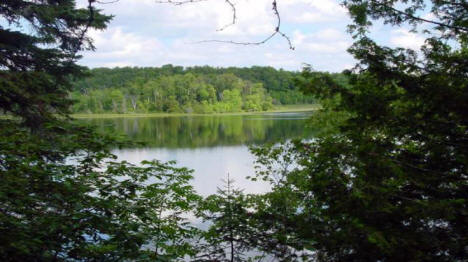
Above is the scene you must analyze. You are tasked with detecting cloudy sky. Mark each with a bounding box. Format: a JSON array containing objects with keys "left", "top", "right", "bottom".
[{"left": 78, "top": 0, "right": 426, "bottom": 72}]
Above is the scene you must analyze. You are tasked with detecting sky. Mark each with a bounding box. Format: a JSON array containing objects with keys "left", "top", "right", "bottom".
[{"left": 77, "top": 0, "right": 427, "bottom": 72}]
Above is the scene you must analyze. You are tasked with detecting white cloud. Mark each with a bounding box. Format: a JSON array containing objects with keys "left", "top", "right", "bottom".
[
  {"left": 314, "top": 28, "right": 346, "bottom": 40},
  {"left": 293, "top": 30, "right": 307, "bottom": 45},
  {"left": 82, "top": 27, "right": 165, "bottom": 67},
  {"left": 303, "top": 42, "right": 350, "bottom": 53},
  {"left": 293, "top": 28, "right": 351, "bottom": 53},
  {"left": 422, "top": 12, "right": 437, "bottom": 22},
  {"left": 78, "top": 0, "right": 355, "bottom": 71},
  {"left": 390, "top": 29, "right": 426, "bottom": 50},
  {"left": 282, "top": 0, "right": 347, "bottom": 23}
]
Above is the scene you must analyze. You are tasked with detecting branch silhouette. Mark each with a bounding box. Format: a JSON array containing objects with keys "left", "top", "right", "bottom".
[{"left": 155, "top": 0, "right": 294, "bottom": 50}]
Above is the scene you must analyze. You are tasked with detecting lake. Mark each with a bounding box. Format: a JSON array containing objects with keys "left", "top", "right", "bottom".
[{"left": 82, "top": 111, "right": 314, "bottom": 196}]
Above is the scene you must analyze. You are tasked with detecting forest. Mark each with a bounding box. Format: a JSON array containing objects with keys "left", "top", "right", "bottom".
[
  {"left": 70, "top": 66, "right": 345, "bottom": 114},
  {"left": 1, "top": 0, "right": 467, "bottom": 261}
]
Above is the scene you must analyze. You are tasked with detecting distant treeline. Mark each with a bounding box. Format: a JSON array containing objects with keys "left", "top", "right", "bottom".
[{"left": 71, "top": 65, "right": 347, "bottom": 114}]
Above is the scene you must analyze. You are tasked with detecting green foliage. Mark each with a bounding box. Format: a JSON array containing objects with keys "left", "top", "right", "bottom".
[
  {"left": 195, "top": 176, "right": 257, "bottom": 261},
  {"left": 249, "top": 143, "right": 315, "bottom": 261},
  {"left": 1, "top": 1, "right": 201, "bottom": 261},
  {"left": 250, "top": 1, "right": 468, "bottom": 261},
  {"left": 70, "top": 66, "right": 349, "bottom": 113},
  {"left": 0, "top": 122, "right": 200, "bottom": 260},
  {"left": 0, "top": 0, "right": 109, "bottom": 127},
  {"left": 72, "top": 72, "right": 281, "bottom": 114},
  {"left": 5, "top": 0, "right": 466, "bottom": 261}
]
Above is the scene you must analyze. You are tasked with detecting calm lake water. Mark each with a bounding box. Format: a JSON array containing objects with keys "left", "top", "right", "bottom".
[{"left": 83, "top": 112, "right": 314, "bottom": 196}]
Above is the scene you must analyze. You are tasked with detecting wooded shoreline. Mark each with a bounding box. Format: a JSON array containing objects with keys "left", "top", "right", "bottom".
[{"left": 71, "top": 104, "right": 319, "bottom": 119}]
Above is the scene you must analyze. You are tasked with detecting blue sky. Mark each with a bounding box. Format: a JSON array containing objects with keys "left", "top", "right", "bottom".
[{"left": 77, "top": 0, "right": 427, "bottom": 72}]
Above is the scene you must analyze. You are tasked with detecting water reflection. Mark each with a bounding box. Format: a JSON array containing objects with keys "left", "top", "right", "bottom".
[
  {"left": 82, "top": 112, "right": 314, "bottom": 195},
  {"left": 83, "top": 112, "right": 315, "bottom": 148},
  {"left": 115, "top": 146, "right": 260, "bottom": 196}
]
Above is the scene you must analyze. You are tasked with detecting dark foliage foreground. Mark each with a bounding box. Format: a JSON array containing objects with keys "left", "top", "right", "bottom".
[{"left": 1, "top": 0, "right": 466, "bottom": 261}]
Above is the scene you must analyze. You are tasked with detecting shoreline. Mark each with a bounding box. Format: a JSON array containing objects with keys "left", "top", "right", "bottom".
[{"left": 71, "top": 104, "right": 319, "bottom": 119}]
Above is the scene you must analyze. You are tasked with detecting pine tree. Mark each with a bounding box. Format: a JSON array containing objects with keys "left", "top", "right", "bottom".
[
  {"left": 0, "top": 1, "right": 200, "bottom": 260},
  {"left": 252, "top": 0, "right": 468, "bottom": 260},
  {"left": 195, "top": 174, "right": 257, "bottom": 262}
]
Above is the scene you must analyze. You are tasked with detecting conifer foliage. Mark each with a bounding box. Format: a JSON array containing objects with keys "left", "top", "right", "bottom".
[
  {"left": 195, "top": 175, "right": 256, "bottom": 261},
  {"left": 253, "top": 0, "right": 468, "bottom": 260},
  {"left": 0, "top": 1, "right": 200, "bottom": 260}
]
